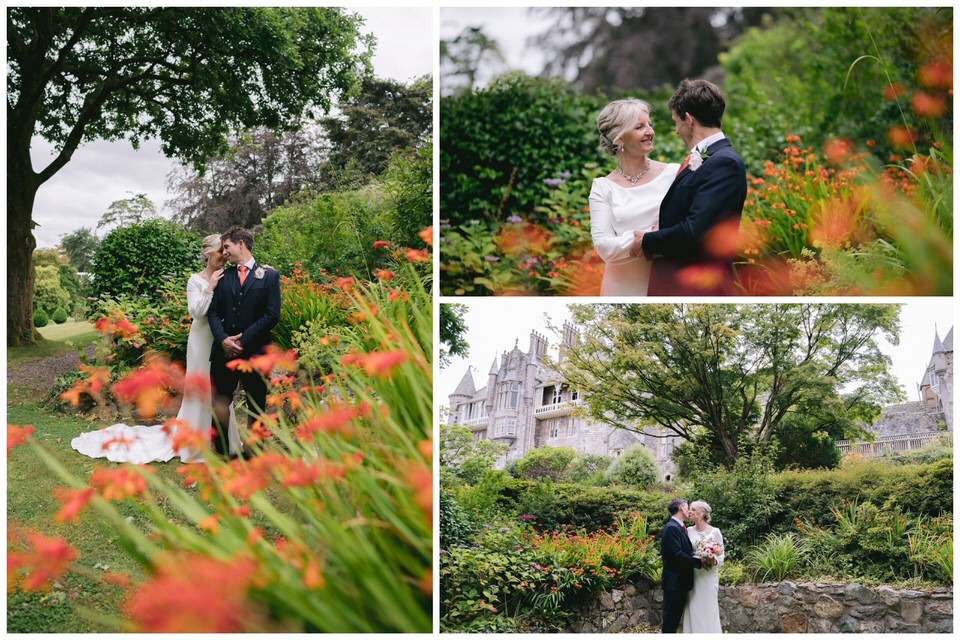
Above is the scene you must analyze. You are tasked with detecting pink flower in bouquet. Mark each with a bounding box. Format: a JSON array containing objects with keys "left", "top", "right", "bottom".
[{"left": 695, "top": 537, "right": 724, "bottom": 563}]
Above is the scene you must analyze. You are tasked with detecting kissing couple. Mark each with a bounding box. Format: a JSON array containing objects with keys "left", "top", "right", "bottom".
[
  {"left": 589, "top": 78, "right": 748, "bottom": 296},
  {"left": 72, "top": 226, "right": 281, "bottom": 464}
]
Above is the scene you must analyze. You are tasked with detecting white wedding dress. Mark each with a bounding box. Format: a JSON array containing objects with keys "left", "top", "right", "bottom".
[
  {"left": 683, "top": 525, "right": 725, "bottom": 633},
  {"left": 72, "top": 273, "right": 241, "bottom": 463},
  {"left": 588, "top": 163, "right": 679, "bottom": 296}
]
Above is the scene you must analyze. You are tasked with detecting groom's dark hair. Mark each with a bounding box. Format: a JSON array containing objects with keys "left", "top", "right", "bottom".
[
  {"left": 667, "top": 498, "right": 687, "bottom": 515},
  {"left": 221, "top": 226, "right": 254, "bottom": 251},
  {"left": 669, "top": 79, "right": 725, "bottom": 128}
]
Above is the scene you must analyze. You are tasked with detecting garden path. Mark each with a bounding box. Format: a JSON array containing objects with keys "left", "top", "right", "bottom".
[{"left": 8, "top": 344, "right": 95, "bottom": 397}]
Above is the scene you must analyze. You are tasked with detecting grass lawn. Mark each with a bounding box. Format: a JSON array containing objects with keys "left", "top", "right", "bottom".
[{"left": 8, "top": 322, "right": 97, "bottom": 368}]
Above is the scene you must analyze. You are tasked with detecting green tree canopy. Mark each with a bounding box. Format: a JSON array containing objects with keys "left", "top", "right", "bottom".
[
  {"left": 440, "top": 424, "right": 508, "bottom": 487},
  {"left": 559, "top": 304, "right": 904, "bottom": 467},
  {"left": 59, "top": 226, "right": 100, "bottom": 273},
  {"left": 97, "top": 192, "right": 158, "bottom": 231},
  {"left": 8, "top": 6, "right": 371, "bottom": 345},
  {"left": 439, "top": 303, "right": 469, "bottom": 369}
]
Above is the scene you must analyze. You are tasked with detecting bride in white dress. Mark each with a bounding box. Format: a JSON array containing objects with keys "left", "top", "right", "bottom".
[
  {"left": 72, "top": 234, "right": 241, "bottom": 463},
  {"left": 683, "top": 499, "right": 725, "bottom": 633},
  {"left": 589, "top": 98, "right": 679, "bottom": 296}
]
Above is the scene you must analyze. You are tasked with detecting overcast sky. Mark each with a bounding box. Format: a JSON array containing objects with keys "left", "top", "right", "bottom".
[
  {"left": 438, "top": 301, "right": 955, "bottom": 414},
  {"left": 27, "top": 7, "right": 434, "bottom": 249}
]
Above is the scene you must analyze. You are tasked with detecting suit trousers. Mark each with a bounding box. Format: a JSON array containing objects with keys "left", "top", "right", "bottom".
[
  {"left": 662, "top": 588, "right": 689, "bottom": 633},
  {"left": 210, "top": 359, "right": 267, "bottom": 454}
]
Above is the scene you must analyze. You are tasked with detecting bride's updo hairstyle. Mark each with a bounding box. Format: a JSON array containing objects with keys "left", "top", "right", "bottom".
[
  {"left": 690, "top": 500, "right": 712, "bottom": 523},
  {"left": 596, "top": 98, "right": 651, "bottom": 156},
  {"left": 200, "top": 234, "right": 222, "bottom": 265}
]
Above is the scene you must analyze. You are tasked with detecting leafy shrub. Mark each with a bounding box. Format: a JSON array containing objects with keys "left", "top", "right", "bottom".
[
  {"left": 440, "top": 516, "right": 659, "bottom": 632},
  {"left": 566, "top": 452, "right": 613, "bottom": 486},
  {"left": 746, "top": 532, "right": 809, "bottom": 582},
  {"left": 440, "top": 73, "right": 605, "bottom": 226},
  {"left": 440, "top": 490, "right": 477, "bottom": 549},
  {"left": 32, "top": 310, "right": 48, "bottom": 328},
  {"left": 510, "top": 446, "right": 576, "bottom": 482},
  {"left": 52, "top": 308, "right": 68, "bottom": 324},
  {"left": 719, "top": 560, "right": 749, "bottom": 585},
  {"left": 273, "top": 265, "right": 351, "bottom": 351},
  {"left": 33, "top": 264, "right": 73, "bottom": 316},
  {"left": 90, "top": 218, "right": 198, "bottom": 298},
  {"left": 603, "top": 443, "right": 658, "bottom": 489}
]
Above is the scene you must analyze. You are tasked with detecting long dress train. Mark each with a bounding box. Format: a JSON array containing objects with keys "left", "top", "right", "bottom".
[{"left": 71, "top": 273, "right": 240, "bottom": 463}]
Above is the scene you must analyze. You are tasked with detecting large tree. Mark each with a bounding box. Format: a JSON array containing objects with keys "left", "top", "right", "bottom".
[
  {"left": 7, "top": 7, "right": 371, "bottom": 345},
  {"left": 559, "top": 304, "right": 904, "bottom": 466}
]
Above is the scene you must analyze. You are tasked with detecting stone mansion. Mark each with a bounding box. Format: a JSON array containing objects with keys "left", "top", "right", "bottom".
[{"left": 447, "top": 323, "right": 953, "bottom": 478}]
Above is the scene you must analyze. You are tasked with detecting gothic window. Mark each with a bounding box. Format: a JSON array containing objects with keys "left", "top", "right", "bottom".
[
  {"left": 549, "top": 420, "right": 559, "bottom": 438},
  {"left": 565, "top": 417, "right": 576, "bottom": 436},
  {"left": 571, "top": 389, "right": 580, "bottom": 402},
  {"left": 929, "top": 370, "right": 940, "bottom": 389}
]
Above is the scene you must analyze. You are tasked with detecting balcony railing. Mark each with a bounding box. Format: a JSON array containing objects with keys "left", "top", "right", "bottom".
[
  {"left": 835, "top": 431, "right": 948, "bottom": 457},
  {"left": 534, "top": 399, "right": 584, "bottom": 418}
]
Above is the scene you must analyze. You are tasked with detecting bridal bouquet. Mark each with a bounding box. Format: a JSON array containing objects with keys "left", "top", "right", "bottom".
[{"left": 695, "top": 537, "right": 724, "bottom": 565}]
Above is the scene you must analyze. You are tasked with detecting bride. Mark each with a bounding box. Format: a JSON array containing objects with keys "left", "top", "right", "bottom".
[
  {"left": 72, "top": 234, "right": 241, "bottom": 463},
  {"left": 589, "top": 98, "right": 679, "bottom": 296},
  {"left": 684, "top": 499, "right": 725, "bottom": 633}
]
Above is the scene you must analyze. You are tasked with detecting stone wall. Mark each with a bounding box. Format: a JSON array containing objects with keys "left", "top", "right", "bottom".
[{"left": 567, "top": 580, "right": 953, "bottom": 633}]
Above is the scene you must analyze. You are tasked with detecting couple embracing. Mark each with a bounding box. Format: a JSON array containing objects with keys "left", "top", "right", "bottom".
[
  {"left": 73, "top": 226, "right": 280, "bottom": 463},
  {"left": 661, "top": 497, "right": 726, "bottom": 633},
  {"left": 590, "top": 79, "right": 748, "bottom": 296}
]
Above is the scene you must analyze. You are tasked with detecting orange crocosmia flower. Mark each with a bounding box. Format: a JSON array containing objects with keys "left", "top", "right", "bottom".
[
  {"left": 182, "top": 372, "right": 212, "bottom": 398},
  {"left": 10, "top": 530, "right": 78, "bottom": 591},
  {"left": 89, "top": 465, "right": 152, "bottom": 500},
  {"left": 362, "top": 350, "right": 407, "bottom": 378},
  {"left": 823, "top": 137, "right": 854, "bottom": 164},
  {"left": 418, "top": 439, "right": 433, "bottom": 459},
  {"left": 294, "top": 403, "right": 365, "bottom": 440},
  {"left": 374, "top": 268, "right": 395, "bottom": 281},
  {"left": 419, "top": 568, "right": 433, "bottom": 596},
  {"left": 8, "top": 424, "right": 35, "bottom": 453},
  {"left": 388, "top": 288, "right": 409, "bottom": 301},
  {"left": 165, "top": 419, "right": 207, "bottom": 454},
  {"left": 417, "top": 226, "right": 434, "bottom": 247},
  {"left": 675, "top": 265, "right": 725, "bottom": 291},
  {"left": 111, "top": 357, "right": 184, "bottom": 419},
  {"left": 405, "top": 463, "right": 433, "bottom": 520},
  {"left": 226, "top": 358, "right": 254, "bottom": 373},
  {"left": 302, "top": 557, "right": 326, "bottom": 590},
  {"left": 910, "top": 91, "right": 947, "bottom": 118},
  {"left": 809, "top": 196, "right": 861, "bottom": 249},
  {"left": 373, "top": 240, "right": 391, "bottom": 249},
  {"left": 918, "top": 60, "right": 953, "bottom": 89},
  {"left": 405, "top": 248, "right": 430, "bottom": 263},
  {"left": 54, "top": 486, "right": 95, "bottom": 523},
  {"left": 496, "top": 222, "right": 553, "bottom": 256},
  {"left": 702, "top": 217, "right": 741, "bottom": 259},
  {"left": 197, "top": 514, "right": 220, "bottom": 533},
  {"left": 125, "top": 553, "right": 260, "bottom": 633},
  {"left": 336, "top": 276, "right": 355, "bottom": 290},
  {"left": 883, "top": 83, "right": 905, "bottom": 100},
  {"left": 887, "top": 125, "right": 916, "bottom": 148}
]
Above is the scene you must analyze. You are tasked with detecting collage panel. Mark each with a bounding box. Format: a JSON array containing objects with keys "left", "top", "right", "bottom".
[
  {"left": 437, "top": 5, "right": 954, "bottom": 636},
  {"left": 439, "top": 6, "right": 952, "bottom": 297},
  {"left": 439, "top": 300, "right": 954, "bottom": 633},
  {"left": 7, "top": 6, "right": 432, "bottom": 633}
]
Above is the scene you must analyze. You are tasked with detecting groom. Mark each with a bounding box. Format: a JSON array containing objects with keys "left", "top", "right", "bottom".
[
  {"left": 207, "top": 226, "right": 281, "bottom": 457},
  {"left": 660, "top": 498, "right": 712, "bottom": 633},
  {"left": 631, "top": 78, "right": 747, "bottom": 295}
]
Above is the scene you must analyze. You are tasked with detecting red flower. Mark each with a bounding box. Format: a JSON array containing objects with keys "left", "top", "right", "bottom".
[
  {"left": 54, "top": 486, "right": 96, "bottom": 523},
  {"left": 111, "top": 355, "right": 184, "bottom": 419},
  {"left": 405, "top": 248, "right": 430, "bottom": 263},
  {"left": 125, "top": 553, "right": 261, "bottom": 632},
  {"left": 9, "top": 529, "right": 78, "bottom": 591},
  {"left": 374, "top": 268, "right": 395, "bottom": 281},
  {"left": 918, "top": 60, "right": 953, "bottom": 89},
  {"left": 89, "top": 465, "right": 152, "bottom": 500},
  {"left": 340, "top": 350, "right": 407, "bottom": 379},
  {"left": 887, "top": 125, "right": 916, "bottom": 148},
  {"left": 911, "top": 91, "right": 947, "bottom": 118},
  {"left": 294, "top": 402, "right": 367, "bottom": 440},
  {"left": 7, "top": 424, "right": 34, "bottom": 453},
  {"left": 823, "top": 137, "right": 854, "bottom": 165},
  {"left": 883, "top": 83, "right": 905, "bottom": 100},
  {"left": 163, "top": 418, "right": 207, "bottom": 453},
  {"left": 373, "top": 240, "right": 391, "bottom": 249}
]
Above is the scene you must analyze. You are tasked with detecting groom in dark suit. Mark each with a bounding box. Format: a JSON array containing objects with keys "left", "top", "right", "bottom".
[
  {"left": 632, "top": 79, "right": 747, "bottom": 295},
  {"left": 207, "top": 226, "right": 281, "bottom": 457},
  {"left": 660, "top": 497, "right": 710, "bottom": 633}
]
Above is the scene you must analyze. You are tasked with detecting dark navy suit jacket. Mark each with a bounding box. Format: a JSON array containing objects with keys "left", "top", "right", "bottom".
[
  {"left": 660, "top": 517, "right": 701, "bottom": 592},
  {"left": 641, "top": 138, "right": 747, "bottom": 296},
  {"left": 207, "top": 261, "right": 281, "bottom": 363}
]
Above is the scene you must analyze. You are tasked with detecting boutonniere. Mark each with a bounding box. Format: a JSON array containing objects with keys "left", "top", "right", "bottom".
[
  {"left": 688, "top": 148, "right": 709, "bottom": 172},
  {"left": 254, "top": 267, "right": 265, "bottom": 280}
]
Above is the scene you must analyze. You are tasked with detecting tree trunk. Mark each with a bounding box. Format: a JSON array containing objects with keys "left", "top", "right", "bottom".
[{"left": 8, "top": 151, "right": 42, "bottom": 347}]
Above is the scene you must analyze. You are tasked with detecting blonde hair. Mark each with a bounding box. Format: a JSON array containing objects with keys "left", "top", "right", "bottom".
[
  {"left": 690, "top": 500, "right": 713, "bottom": 524},
  {"left": 200, "top": 234, "right": 222, "bottom": 265},
  {"left": 596, "top": 98, "right": 651, "bottom": 156}
]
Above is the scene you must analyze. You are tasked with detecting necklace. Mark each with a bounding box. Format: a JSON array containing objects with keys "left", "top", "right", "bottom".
[{"left": 617, "top": 161, "right": 651, "bottom": 185}]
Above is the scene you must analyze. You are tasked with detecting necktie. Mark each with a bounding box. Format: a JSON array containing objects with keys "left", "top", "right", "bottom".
[
  {"left": 683, "top": 523, "right": 688, "bottom": 532},
  {"left": 677, "top": 153, "right": 691, "bottom": 175},
  {"left": 238, "top": 265, "right": 249, "bottom": 286}
]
